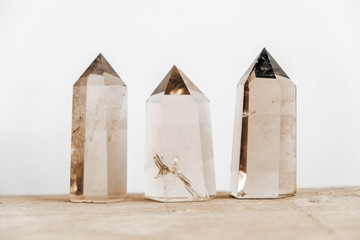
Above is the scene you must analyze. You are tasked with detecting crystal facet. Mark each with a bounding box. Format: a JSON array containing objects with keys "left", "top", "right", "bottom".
[
  {"left": 230, "top": 48, "right": 296, "bottom": 198},
  {"left": 145, "top": 66, "right": 216, "bottom": 202},
  {"left": 70, "top": 53, "right": 127, "bottom": 203}
]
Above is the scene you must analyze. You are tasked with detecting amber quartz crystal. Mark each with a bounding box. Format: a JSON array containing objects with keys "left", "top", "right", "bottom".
[
  {"left": 145, "top": 66, "right": 216, "bottom": 202},
  {"left": 230, "top": 48, "right": 296, "bottom": 198},
  {"left": 70, "top": 54, "right": 127, "bottom": 203}
]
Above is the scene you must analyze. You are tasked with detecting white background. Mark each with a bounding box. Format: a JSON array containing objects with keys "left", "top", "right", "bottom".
[{"left": 1, "top": 0, "right": 359, "bottom": 195}]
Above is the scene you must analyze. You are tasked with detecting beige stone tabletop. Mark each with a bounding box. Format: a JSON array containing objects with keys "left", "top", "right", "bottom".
[{"left": 0, "top": 187, "right": 359, "bottom": 240}]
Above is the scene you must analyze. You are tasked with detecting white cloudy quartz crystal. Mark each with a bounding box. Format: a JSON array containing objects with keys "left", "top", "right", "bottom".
[{"left": 145, "top": 66, "right": 216, "bottom": 202}]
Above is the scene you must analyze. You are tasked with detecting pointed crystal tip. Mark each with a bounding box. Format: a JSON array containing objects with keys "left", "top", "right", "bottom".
[
  {"left": 165, "top": 66, "right": 190, "bottom": 95},
  {"left": 151, "top": 66, "right": 202, "bottom": 96},
  {"left": 253, "top": 48, "right": 289, "bottom": 79},
  {"left": 74, "top": 53, "right": 125, "bottom": 87},
  {"left": 80, "top": 53, "right": 119, "bottom": 78}
]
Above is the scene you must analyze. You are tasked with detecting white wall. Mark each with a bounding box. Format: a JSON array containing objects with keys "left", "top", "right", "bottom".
[{"left": 1, "top": 0, "right": 359, "bottom": 195}]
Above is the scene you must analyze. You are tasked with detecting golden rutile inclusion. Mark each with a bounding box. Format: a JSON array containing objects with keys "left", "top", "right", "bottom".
[
  {"left": 70, "top": 53, "right": 127, "bottom": 203},
  {"left": 230, "top": 48, "right": 297, "bottom": 198},
  {"left": 145, "top": 66, "right": 216, "bottom": 202}
]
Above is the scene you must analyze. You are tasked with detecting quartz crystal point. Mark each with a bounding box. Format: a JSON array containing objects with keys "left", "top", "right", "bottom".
[
  {"left": 230, "top": 48, "right": 296, "bottom": 198},
  {"left": 145, "top": 66, "right": 216, "bottom": 202},
  {"left": 70, "top": 53, "right": 127, "bottom": 203}
]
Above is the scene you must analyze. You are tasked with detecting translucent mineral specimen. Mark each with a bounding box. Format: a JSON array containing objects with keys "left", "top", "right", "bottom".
[
  {"left": 70, "top": 54, "right": 127, "bottom": 203},
  {"left": 230, "top": 48, "right": 296, "bottom": 198},
  {"left": 145, "top": 66, "right": 216, "bottom": 202}
]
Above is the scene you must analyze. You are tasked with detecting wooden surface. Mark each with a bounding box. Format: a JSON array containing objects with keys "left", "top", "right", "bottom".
[{"left": 0, "top": 187, "right": 359, "bottom": 240}]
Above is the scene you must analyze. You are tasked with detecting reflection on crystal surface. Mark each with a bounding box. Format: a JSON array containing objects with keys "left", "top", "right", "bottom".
[
  {"left": 145, "top": 66, "right": 216, "bottom": 202},
  {"left": 230, "top": 48, "right": 296, "bottom": 198},
  {"left": 70, "top": 53, "right": 127, "bottom": 203}
]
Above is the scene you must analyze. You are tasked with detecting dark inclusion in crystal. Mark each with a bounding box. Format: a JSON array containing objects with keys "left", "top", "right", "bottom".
[{"left": 252, "top": 48, "right": 289, "bottom": 79}]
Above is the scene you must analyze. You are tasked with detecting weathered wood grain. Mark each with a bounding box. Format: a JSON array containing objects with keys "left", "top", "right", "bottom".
[{"left": 0, "top": 187, "right": 359, "bottom": 240}]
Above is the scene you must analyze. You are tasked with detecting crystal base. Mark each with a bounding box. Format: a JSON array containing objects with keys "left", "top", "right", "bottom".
[
  {"left": 70, "top": 193, "right": 125, "bottom": 203},
  {"left": 145, "top": 196, "right": 207, "bottom": 203},
  {"left": 145, "top": 194, "right": 216, "bottom": 203},
  {"left": 230, "top": 192, "right": 295, "bottom": 199}
]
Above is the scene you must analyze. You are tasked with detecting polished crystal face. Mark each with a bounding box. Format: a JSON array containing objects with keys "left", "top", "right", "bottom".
[
  {"left": 70, "top": 53, "right": 127, "bottom": 202},
  {"left": 230, "top": 48, "right": 296, "bottom": 198},
  {"left": 145, "top": 66, "right": 216, "bottom": 202}
]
